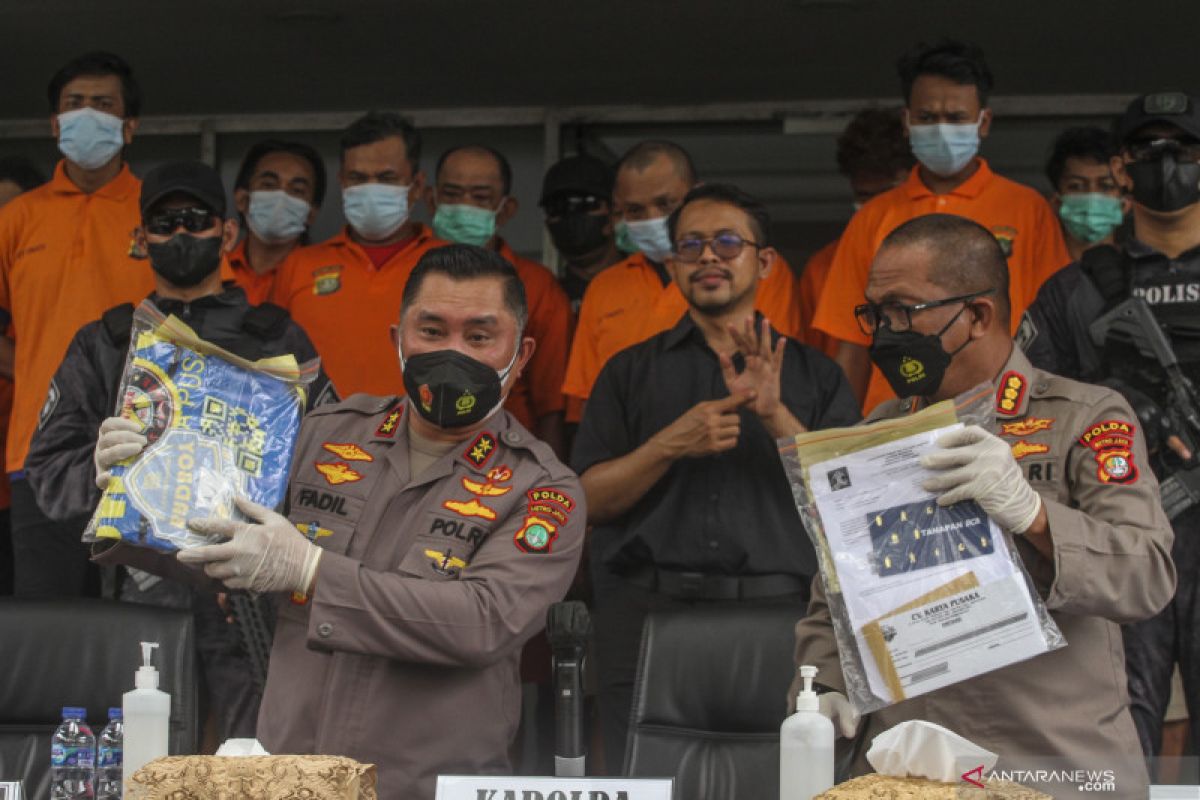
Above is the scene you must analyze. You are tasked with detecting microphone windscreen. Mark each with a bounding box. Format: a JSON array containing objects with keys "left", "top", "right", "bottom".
[{"left": 546, "top": 600, "right": 592, "bottom": 649}]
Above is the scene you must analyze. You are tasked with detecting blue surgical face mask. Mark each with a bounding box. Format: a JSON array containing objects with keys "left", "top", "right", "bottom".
[
  {"left": 907, "top": 112, "right": 983, "bottom": 178},
  {"left": 57, "top": 107, "right": 125, "bottom": 170},
  {"left": 247, "top": 190, "right": 311, "bottom": 244},
  {"left": 615, "top": 217, "right": 673, "bottom": 262},
  {"left": 343, "top": 183, "right": 410, "bottom": 240}
]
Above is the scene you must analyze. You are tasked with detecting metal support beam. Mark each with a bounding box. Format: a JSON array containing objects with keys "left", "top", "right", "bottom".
[
  {"left": 781, "top": 94, "right": 1135, "bottom": 135},
  {"left": 540, "top": 110, "right": 562, "bottom": 273},
  {"left": 199, "top": 121, "right": 217, "bottom": 167},
  {"left": 0, "top": 94, "right": 1137, "bottom": 140}
]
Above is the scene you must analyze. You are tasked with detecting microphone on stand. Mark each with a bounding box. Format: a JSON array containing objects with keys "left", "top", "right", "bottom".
[{"left": 546, "top": 601, "right": 591, "bottom": 777}]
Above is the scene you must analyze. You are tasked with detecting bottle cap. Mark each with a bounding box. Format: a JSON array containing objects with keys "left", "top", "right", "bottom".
[
  {"left": 135, "top": 641, "right": 160, "bottom": 690},
  {"left": 108, "top": 707, "right": 123, "bottom": 720},
  {"left": 796, "top": 665, "right": 820, "bottom": 712},
  {"left": 62, "top": 706, "right": 86, "bottom": 720}
]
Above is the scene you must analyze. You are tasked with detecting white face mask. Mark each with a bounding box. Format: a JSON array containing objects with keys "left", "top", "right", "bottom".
[
  {"left": 246, "top": 190, "right": 311, "bottom": 244},
  {"left": 57, "top": 107, "right": 125, "bottom": 170},
  {"left": 615, "top": 217, "right": 674, "bottom": 262},
  {"left": 907, "top": 111, "right": 984, "bottom": 178},
  {"left": 343, "top": 183, "right": 410, "bottom": 240}
]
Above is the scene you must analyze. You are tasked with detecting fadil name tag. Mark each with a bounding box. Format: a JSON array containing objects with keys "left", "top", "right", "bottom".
[{"left": 435, "top": 776, "right": 674, "bottom": 800}]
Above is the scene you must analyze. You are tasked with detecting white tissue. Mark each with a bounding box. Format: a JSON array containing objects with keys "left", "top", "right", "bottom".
[
  {"left": 866, "top": 720, "right": 997, "bottom": 783},
  {"left": 214, "top": 738, "right": 270, "bottom": 756}
]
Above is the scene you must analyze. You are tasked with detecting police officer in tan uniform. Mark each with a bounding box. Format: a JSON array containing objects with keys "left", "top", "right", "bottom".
[
  {"left": 98, "top": 244, "right": 585, "bottom": 800},
  {"left": 792, "top": 214, "right": 1174, "bottom": 799}
]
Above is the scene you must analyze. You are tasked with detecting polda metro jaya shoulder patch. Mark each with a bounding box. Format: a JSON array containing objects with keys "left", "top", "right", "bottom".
[{"left": 1078, "top": 419, "right": 1140, "bottom": 485}]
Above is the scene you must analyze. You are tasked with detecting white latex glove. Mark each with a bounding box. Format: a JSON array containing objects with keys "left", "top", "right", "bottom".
[
  {"left": 920, "top": 425, "right": 1043, "bottom": 534},
  {"left": 820, "top": 692, "right": 862, "bottom": 739},
  {"left": 94, "top": 416, "right": 148, "bottom": 489},
  {"left": 178, "top": 496, "right": 322, "bottom": 594}
]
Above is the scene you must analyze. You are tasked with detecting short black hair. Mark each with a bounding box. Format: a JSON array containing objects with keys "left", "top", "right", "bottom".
[
  {"left": 897, "top": 39, "right": 993, "bottom": 107},
  {"left": 234, "top": 139, "right": 328, "bottom": 207},
  {"left": 401, "top": 244, "right": 528, "bottom": 330},
  {"left": 667, "top": 183, "right": 771, "bottom": 246},
  {"left": 1044, "top": 127, "right": 1118, "bottom": 191},
  {"left": 436, "top": 145, "right": 513, "bottom": 196},
  {"left": 878, "top": 213, "right": 1010, "bottom": 324},
  {"left": 47, "top": 51, "right": 141, "bottom": 117},
  {"left": 0, "top": 156, "right": 46, "bottom": 193},
  {"left": 836, "top": 107, "right": 915, "bottom": 178},
  {"left": 615, "top": 140, "right": 697, "bottom": 185},
  {"left": 340, "top": 111, "right": 421, "bottom": 170}
]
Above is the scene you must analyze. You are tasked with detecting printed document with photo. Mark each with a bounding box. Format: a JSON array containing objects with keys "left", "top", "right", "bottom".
[{"left": 806, "top": 424, "right": 1052, "bottom": 704}]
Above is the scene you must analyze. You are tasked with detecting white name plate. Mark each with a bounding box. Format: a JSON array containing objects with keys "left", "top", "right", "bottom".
[{"left": 436, "top": 776, "right": 673, "bottom": 800}]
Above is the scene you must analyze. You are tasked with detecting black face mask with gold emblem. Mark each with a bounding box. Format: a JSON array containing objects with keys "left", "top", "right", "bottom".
[
  {"left": 401, "top": 346, "right": 518, "bottom": 428},
  {"left": 869, "top": 307, "right": 970, "bottom": 399}
]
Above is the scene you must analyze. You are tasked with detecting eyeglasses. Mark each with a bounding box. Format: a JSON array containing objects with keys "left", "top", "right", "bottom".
[
  {"left": 1126, "top": 138, "right": 1200, "bottom": 163},
  {"left": 543, "top": 194, "right": 606, "bottom": 218},
  {"left": 854, "top": 288, "right": 994, "bottom": 336},
  {"left": 674, "top": 232, "right": 762, "bottom": 263},
  {"left": 145, "top": 207, "right": 217, "bottom": 236}
]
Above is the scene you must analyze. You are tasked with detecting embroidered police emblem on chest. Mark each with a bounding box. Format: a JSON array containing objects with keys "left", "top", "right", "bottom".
[
  {"left": 991, "top": 226, "right": 1017, "bottom": 258},
  {"left": 1010, "top": 440, "right": 1049, "bottom": 460},
  {"left": 312, "top": 265, "right": 342, "bottom": 296},
  {"left": 424, "top": 548, "right": 467, "bottom": 576},
  {"left": 315, "top": 461, "right": 363, "bottom": 485},
  {"left": 322, "top": 442, "right": 373, "bottom": 462},
  {"left": 1001, "top": 417, "right": 1054, "bottom": 436}
]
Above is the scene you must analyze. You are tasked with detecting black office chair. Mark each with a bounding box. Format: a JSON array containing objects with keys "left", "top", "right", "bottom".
[
  {"left": 0, "top": 599, "right": 199, "bottom": 799},
  {"left": 624, "top": 604, "right": 805, "bottom": 799}
]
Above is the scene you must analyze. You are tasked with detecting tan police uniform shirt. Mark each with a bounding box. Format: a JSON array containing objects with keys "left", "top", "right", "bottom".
[
  {"left": 792, "top": 346, "right": 1175, "bottom": 799},
  {"left": 258, "top": 396, "right": 585, "bottom": 800}
]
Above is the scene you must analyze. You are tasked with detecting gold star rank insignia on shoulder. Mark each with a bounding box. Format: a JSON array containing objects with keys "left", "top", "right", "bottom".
[
  {"left": 995, "top": 371, "right": 1027, "bottom": 416},
  {"left": 464, "top": 432, "right": 497, "bottom": 467}
]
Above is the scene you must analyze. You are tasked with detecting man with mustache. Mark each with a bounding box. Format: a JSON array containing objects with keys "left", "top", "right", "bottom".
[{"left": 572, "top": 184, "right": 859, "bottom": 769}]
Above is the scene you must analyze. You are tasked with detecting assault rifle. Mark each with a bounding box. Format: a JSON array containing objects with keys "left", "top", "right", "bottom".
[
  {"left": 226, "top": 593, "right": 274, "bottom": 692},
  {"left": 1089, "top": 296, "right": 1200, "bottom": 519}
]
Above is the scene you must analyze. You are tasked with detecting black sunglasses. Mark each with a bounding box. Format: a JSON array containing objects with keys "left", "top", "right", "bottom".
[
  {"left": 145, "top": 207, "right": 218, "bottom": 236},
  {"left": 543, "top": 194, "right": 606, "bottom": 218}
]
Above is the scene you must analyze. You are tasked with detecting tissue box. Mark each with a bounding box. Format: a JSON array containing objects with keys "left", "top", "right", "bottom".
[
  {"left": 126, "top": 755, "right": 377, "bottom": 799},
  {"left": 815, "top": 774, "right": 1051, "bottom": 799}
]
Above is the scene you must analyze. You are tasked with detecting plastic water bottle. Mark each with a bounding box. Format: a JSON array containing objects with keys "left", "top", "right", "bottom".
[
  {"left": 51, "top": 706, "right": 95, "bottom": 800},
  {"left": 97, "top": 707, "right": 124, "bottom": 799}
]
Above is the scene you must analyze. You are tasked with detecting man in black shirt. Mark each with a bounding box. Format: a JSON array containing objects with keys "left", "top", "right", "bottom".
[
  {"left": 1019, "top": 91, "right": 1200, "bottom": 770},
  {"left": 571, "top": 183, "right": 860, "bottom": 771}
]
